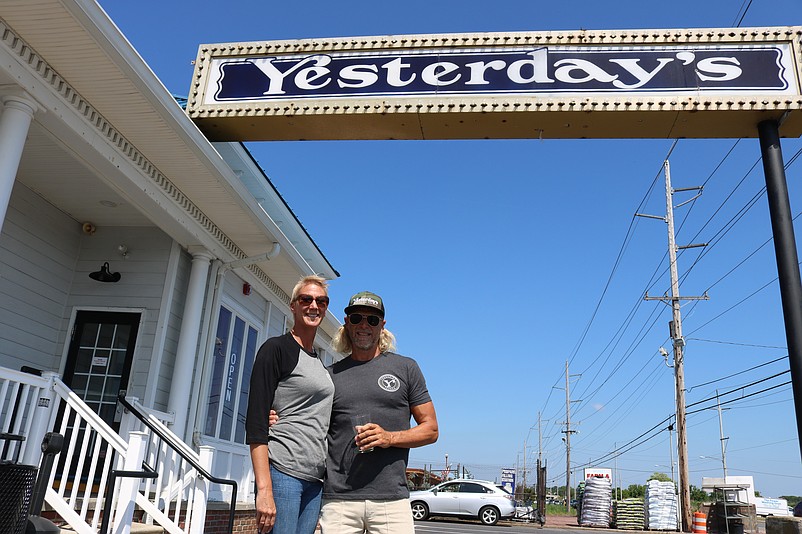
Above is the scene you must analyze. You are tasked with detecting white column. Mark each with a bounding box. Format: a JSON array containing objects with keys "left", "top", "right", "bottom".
[
  {"left": 0, "top": 91, "right": 39, "bottom": 233},
  {"left": 167, "top": 250, "right": 214, "bottom": 440}
]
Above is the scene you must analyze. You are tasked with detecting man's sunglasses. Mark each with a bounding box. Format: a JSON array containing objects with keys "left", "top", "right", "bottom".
[
  {"left": 348, "top": 313, "right": 382, "bottom": 327},
  {"left": 296, "top": 294, "right": 330, "bottom": 307}
]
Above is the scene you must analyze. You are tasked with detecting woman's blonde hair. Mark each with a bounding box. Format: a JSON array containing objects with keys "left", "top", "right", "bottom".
[
  {"left": 291, "top": 275, "right": 328, "bottom": 302},
  {"left": 332, "top": 325, "right": 396, "bottom": 354}
]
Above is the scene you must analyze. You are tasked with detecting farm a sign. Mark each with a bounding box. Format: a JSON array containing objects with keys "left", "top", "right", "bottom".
[
  {"left": 584, "top": 468, "right": 613, "bottom": 480},
  {"left": 188, "top": 27, "right": 802, "bottom": 140}
]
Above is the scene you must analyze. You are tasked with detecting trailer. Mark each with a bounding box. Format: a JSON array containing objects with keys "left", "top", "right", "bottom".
[{"left": 754, "top": 497, "right": 791, "bottom": 517}]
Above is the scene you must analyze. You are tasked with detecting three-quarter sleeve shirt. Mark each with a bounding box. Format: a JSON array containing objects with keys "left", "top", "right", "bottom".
[{"left": 246, "top": 332, "right": 335, "bottom": 482}]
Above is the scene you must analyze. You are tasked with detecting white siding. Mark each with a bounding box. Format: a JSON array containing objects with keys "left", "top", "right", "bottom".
[
  {"left": 64, "top": 225, "right": 174, "bottom": 397},
  {"left": 222, "top": 272, "right": 269, "bottom": 326},
  {"left": 0, "top": 184, "right": 80, "bottom": 372}
]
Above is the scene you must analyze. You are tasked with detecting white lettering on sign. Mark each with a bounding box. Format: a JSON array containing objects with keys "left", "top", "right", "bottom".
[
  {"left": 225, "top": 352, "right": 237, "bottom": 403},
  {"left": 204, "top": 44, "right": 788, "bottom": 106}
]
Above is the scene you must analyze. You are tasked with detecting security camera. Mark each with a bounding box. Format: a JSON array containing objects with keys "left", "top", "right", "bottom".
[{"left": 659, "top": 347, "right": 668, "bottom": 357}]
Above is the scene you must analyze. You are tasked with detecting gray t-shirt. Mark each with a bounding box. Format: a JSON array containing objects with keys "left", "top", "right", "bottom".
[
  {"left": 246, "top": 332, "right": 335, "bottom": 482},
  {"left": 323, "top": 352, "right": 431, "bottom": 500}
]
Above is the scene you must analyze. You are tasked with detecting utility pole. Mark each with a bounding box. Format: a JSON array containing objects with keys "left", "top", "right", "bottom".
[
  {"left": 537, "top": 411, "right": 546, "bottom": 519},
  {"left": 523, "top": 438, "right": 527, "bottom": 496},
  {"left": 716, "top": 390, "right": 728, "bottom": 479},
  {"left": 562, "top": 360, "right": 579, "bottom": 514},
  {"left": 538, "top": 411, "right": 543, "bottom": 465},
  {"left": 640, "top": 160, "right": 709, "bottom": 532}
]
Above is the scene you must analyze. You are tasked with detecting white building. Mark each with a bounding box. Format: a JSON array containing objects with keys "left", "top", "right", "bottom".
[{"left": 0, "top": 1, "right": 339, "bottom": 531}]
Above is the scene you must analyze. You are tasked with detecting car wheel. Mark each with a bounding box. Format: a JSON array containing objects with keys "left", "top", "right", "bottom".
[
  {"left": 411, "top": 501, "right": 429, "bottom": 521},
  {"left": 479, "top": 506, "right": 500, "bottom": 526}
]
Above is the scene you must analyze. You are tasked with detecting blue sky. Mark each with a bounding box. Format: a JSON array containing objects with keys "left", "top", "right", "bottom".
[{"left": 100, "top": 0, "right": 802, "bottom": 497}]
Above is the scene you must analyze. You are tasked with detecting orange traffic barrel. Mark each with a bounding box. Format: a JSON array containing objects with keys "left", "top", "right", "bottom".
[{"left": 692, "top": 511, "right": 707, "bottom": 534}]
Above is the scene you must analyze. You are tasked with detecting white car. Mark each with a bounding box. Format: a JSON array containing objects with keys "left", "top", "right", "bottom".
[{"left": 410, "top": 479, "right": 517, "bottom": 526}]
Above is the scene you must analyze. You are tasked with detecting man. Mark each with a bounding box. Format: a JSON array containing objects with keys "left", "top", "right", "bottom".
[{"left": 320, "top": 291, "right": 438, "bottom": 534}]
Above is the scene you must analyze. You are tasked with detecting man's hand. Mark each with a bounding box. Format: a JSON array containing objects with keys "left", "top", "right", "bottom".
[
  {"left": 355, "top": 422, "right": 390, "bottom": 451},
  {"left": 355, "top": 402, "right": 438, "bottom": 451},
  {"left": 269, "top": 409, "right": 278, "bottom": 426}
]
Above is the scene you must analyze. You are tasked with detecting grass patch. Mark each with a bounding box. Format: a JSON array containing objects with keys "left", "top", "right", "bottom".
[{"left": 546, "top": 504, "right": 577, "bottom": 516}]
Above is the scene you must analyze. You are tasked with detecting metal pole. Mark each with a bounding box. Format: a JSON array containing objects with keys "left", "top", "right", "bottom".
[
  {"left": 523, "top": 438, "right": 527, "bottom": 495},
  {"left": 565, "top": 360, "right": 571, "bottom": 514},
  {"left": 716, "top": 390, "right": 728, "bottom": 479},
  {"left": 758, "top": 119, "right": 802, "bottom": 464}
]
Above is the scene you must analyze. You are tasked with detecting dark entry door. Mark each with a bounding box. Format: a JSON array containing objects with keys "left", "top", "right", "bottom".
[{"left": 62, "top": 311, "right": 140, "bottom": 431}]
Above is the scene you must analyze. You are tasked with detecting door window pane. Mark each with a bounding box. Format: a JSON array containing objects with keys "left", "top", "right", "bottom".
[
  {"left": 97, "top": 323, "right": 116, "bottom": 348},
  {"left": 235, "top": 326, "right": 258, "bottom": 443},
  {"left": 205, "top": 307, "right": 232, "bottom": 436},
  {"left": 205, "top": 305, "right": 261, "bottom": 441},
  {"left": 219, "top": 317, "right": 245, "bottom": 441}
]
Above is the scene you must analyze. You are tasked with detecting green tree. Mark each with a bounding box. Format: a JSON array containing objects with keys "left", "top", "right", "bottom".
[
  {"left": 690, "top": 485, "right": 710, "bottom": 503},
  {"left": 622, "top": 484, "right": 646, "bottom": 499}
]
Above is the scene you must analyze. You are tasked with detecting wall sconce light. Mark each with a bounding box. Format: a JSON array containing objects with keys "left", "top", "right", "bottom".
[
  {"left": 118, "top": 244, "right": 129, "bottom": 258},
  {"left": 89, "top": 262, "right": 121, "bottom": 283}
]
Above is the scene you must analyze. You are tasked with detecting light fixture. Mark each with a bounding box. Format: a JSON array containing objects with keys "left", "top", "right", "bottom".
[{"left": 89, "top": 262, "right": 121, "bottom": 283}]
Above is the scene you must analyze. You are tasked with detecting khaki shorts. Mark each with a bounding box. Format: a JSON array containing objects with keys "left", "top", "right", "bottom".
[{"left": 319, "top": 498, "right": 414, "bottom": 534}]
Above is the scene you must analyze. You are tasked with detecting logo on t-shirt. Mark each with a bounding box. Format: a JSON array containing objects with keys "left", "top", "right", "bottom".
[{"left": 378, "top": 374, "right": 400, "bottom": 392}]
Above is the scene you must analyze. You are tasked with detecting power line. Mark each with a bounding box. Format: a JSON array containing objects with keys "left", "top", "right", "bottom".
[
  {"left": 733, "top": 0, "right": 755, "bottom": 26},
  {"left": 575, "top": 370, "right": 792, "bottom": 469},
  {"left": 685, "top": 338, "right": 786, "bottom": 350},
  {"left": 686, "top": 355, "right": 788, "bottom": 393}
]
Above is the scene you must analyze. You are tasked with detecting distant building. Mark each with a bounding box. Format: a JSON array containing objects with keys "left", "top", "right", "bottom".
[{"left": 407, "top": 468, "right": 443, "bottom": 489}]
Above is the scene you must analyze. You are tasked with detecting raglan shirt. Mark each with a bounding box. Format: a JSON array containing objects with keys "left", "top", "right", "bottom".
[
  {"left": 323, "top": 352, "right": 431, "bottom": 500},
  {"left": 246, "top": 332, "right": 334, "bottom": 483}
]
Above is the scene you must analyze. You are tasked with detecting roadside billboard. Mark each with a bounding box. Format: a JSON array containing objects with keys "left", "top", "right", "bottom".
[
  {"left": 188, "top": 27, "right": 802, "bottom": 140},
  {"left": 501, "top": 468, "right": 516, "bottom": 493}
]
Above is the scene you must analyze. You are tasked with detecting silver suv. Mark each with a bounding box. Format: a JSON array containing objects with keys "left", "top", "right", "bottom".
[{"left": 409, "top": 479, "right": 516, "bottom": 526}]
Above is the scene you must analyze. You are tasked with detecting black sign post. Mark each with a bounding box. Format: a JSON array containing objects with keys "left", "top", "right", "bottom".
[{"left": 758, "top": 118, "right": 802, "bottom": 464}]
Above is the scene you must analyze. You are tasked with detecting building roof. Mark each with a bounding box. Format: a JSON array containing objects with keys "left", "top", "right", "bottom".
[{"left": 0, "top": 0, "right": 339, "bottom": 334}]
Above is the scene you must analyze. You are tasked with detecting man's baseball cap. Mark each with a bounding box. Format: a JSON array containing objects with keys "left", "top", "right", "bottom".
[{"left": 344, "top": 291, "right": 385, "bottom": 317}]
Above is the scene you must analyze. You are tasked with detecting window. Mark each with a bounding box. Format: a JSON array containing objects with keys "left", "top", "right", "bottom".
[
  {"left": 461, "top": 483, "right": 493, "bottom": 494},
  {"left": 204, "top": 305, "right": 260, "bottom": 443}
]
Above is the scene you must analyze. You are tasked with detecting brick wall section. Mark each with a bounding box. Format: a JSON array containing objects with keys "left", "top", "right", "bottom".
[
  {"left": 38, "top": 503, "right": 259, "bottom": 532},
  {"left": 204, "top": 506, "right": 257, "bottom": 533}
]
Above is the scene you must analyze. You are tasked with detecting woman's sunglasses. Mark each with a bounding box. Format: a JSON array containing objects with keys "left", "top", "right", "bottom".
[
  {"left": 296, "top": 294, "right": 330, "bottom": 307},
  {"left": 348, "top": 313, "right": 382, "bottom": 327}
]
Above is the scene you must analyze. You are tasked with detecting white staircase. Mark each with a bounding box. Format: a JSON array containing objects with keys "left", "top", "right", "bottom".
[{"left": 0, "top": 366, "right": 226, "bottom": 534}]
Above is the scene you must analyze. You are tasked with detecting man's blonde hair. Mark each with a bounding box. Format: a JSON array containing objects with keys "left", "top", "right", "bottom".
[
  {"left": 332, "top": 326, "right": 397, "bottom": 354},
  {"left": 291, "top": 275, "right": 328, "bottom": 302}
]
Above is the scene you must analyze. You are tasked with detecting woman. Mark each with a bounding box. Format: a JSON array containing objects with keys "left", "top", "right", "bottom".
[{"left": 246, "top": 275, "right": 335, "bottom": 534}]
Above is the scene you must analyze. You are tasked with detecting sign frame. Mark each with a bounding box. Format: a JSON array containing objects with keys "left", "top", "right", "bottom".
[{"left": 188, "top": 27, "right": 802, "bottom": 140}]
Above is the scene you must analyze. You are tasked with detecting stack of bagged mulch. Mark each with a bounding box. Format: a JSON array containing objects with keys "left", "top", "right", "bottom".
[
  {"left": 613, "top": 498, "right": 646, "bottom": 530},
  {"left": 645, "top": 480, "right": 679, "bottom": 530},
  {"left": 580, "top": 477, "right": 612, "bottom": 527}
]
